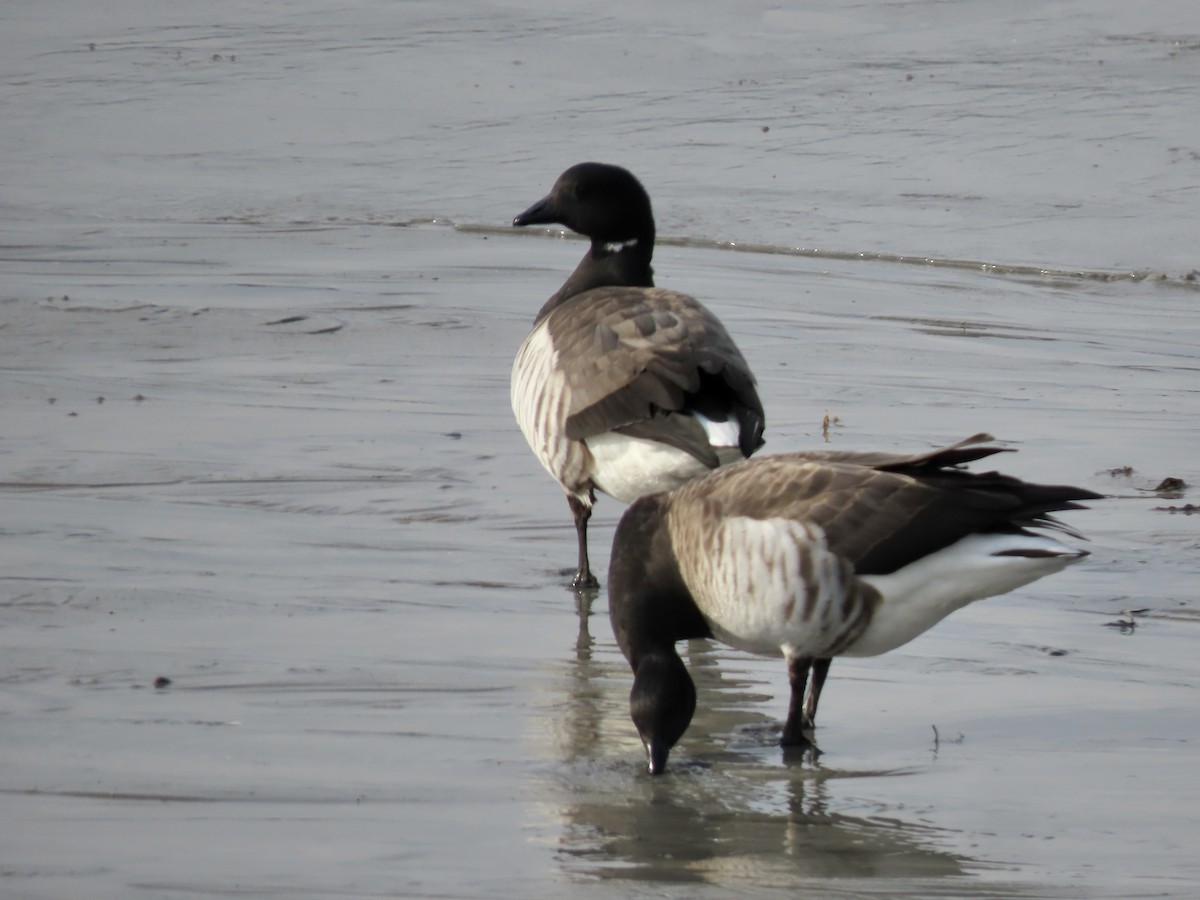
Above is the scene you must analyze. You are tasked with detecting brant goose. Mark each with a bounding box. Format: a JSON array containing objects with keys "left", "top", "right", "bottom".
[
  {"left": 511, "top": 163, "right": 765, "bottom": 588},
  {"left": 607, "top": 434, "right": 1102, "bottom": 774}
]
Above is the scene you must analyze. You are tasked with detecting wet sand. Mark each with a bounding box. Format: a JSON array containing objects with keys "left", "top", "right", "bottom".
[
  {"left": 4, "top": 221, "right": 1197, "bottom": 898},
  {"left": 3, "top": 2, "right": 1200, "bottom": 898}
]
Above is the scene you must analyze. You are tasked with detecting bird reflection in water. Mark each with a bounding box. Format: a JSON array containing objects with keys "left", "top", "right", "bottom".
[{"left": 530, "top": 632, "right": 981, "bottom": 890}]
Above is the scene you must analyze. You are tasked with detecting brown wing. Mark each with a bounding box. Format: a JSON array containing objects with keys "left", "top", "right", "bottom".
[
  {"left": 669, "top": 437, "right": 1100, "bottom": 575},
  {"left": 772, "top": 433, "right": 1007, "bottom": 470},
  {"left": 547, "top": 286, "right": 764, "bottom": 457}
]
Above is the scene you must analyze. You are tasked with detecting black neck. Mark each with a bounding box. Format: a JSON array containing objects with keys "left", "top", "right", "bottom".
[
  {"left": 608, "top": 495, "right": 711, "bottom": 772},
  {"left": 534, "top": 233, "right": 656, "bottom": 322},
  {"left": 608, "top": 495, "right": 711, "bottom": 667}
]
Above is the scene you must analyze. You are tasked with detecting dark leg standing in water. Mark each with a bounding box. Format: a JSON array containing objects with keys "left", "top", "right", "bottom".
[
  {"left": 783, "top": 656, "right": 833, "bottom": 746},
  {"left": 567, "top": 492, "right": 598, "bottom": 589},
  {"left": 806, "top": 658, "right": 832, "bottom": 728},
  {"left": 784, "top": 657, "right": 813, "bottom": 745}
]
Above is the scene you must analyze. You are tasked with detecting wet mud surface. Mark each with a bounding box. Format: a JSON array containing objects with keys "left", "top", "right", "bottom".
[
  {"left": 4, "top": 222, "right": 1197, "bottom": 899},
  {"left": 3, "top": 2, "right": 1199, "bottom": 897}
]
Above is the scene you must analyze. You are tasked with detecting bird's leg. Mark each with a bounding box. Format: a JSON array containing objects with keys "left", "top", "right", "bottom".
[
  {"left": 782, "top": 655, "right": 816, "bottom": 745},
  {"left": 803, "top": 658, "right": 832, "bottom": 730},
  {"left": 567, "top": 492, "right": 599, "bottom": 589}
]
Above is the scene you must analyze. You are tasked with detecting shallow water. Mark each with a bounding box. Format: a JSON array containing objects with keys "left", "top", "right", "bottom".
[{"left": 3, "top": 2, "right": 1199, "bottom": 898}]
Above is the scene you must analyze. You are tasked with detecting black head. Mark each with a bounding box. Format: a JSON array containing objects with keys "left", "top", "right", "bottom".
[
  {"left": 513, "top": 162, "right": 655, "bottom": 247},
  {"left": 609, "top": 494, "right": 713, "bottom": 775},
  {"left": 630, "top": 649, "right": 697, "bottom": 775}
]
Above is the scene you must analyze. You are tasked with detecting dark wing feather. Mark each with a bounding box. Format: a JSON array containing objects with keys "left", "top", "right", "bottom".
[
  {"left": 670, "top": 438, "right": 1101, "bottom": 575},
  {"left": 550, "top": 286, "right": 764, "bottom": 457},
  {"left": 615, "top": 417, "right": 721, "bottom": 468},
  {"left": 774, "top": 433, "right": 1007, "bottom": 470}
]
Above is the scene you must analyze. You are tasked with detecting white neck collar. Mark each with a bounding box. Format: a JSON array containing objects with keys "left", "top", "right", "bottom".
[{"left": 602, "top": 237, "right": 639, "bottom": 254}]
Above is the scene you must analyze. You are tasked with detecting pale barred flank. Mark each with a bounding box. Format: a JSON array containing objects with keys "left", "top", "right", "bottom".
[
  {"left": 667, "top": 510, "right": 880, "bottom": 660},
  {"left": 511, "top": 318, "right": 594, "bottom": 506}
]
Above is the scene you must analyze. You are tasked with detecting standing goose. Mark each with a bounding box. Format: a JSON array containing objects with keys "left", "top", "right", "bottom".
[
  {"left": 607, "top": 434, "right": 1102, "bottom": 774},
  {"left": 511, "top": 162, "right": 765, "bottom": 588}
]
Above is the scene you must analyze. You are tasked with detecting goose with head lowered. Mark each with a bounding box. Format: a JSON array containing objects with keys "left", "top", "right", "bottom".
[
  {"left": 606, "top": 434, "right": 1103, "bottom": 775},
  {"left": 511, "top": 162, "right": 765, "bottom": 589}
]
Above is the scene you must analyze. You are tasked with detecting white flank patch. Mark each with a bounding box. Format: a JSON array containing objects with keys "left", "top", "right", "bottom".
[
  {"left": 693, "top": 412, "right": 741, "bottom": 449},
  {"left": 585, "top": 432, "right": 711, "bottom": 503},
  {"left": 847, "top": 532, "right": 1087, "bottom": 657}
]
